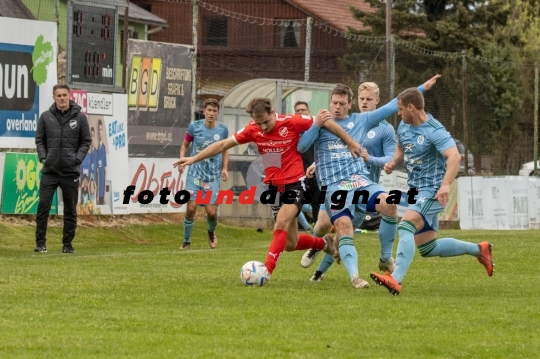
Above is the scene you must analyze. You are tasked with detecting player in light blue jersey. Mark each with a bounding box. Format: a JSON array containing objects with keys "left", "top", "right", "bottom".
[
  {"left": 297, "top": 76, "right": 440, "bottom": 289},
  {"left": 301, "top": 81, "right": 398, "bottom": 281},
  {"left": 178, "top": 98, "right": 229, "bottom": 250},
  {"left": 370, "top": 88, "right": 494, "bottom": 296}
]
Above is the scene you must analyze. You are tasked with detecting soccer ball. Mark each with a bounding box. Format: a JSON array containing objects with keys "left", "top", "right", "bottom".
[{"left": 240, "top": 261, "right": 270, "bottom": 286}]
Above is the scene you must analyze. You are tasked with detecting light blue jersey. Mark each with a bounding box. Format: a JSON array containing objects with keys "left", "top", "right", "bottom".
[
  {"left": 362, "top": 120, "right": 396, "bottom": 184},
  {"left": 298, "top": 84, "right": 424, "bottom": 187},
  {"left": 397, "top": 114, "right": 455, "bottom": 190},
  {"left": 186, "top": 120, "right": 229, "bottom": 181}
]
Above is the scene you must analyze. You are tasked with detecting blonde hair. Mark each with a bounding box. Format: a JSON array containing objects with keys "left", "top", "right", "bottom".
[{"left": 358, "top": 82, "right": 380, "bottom": 97}]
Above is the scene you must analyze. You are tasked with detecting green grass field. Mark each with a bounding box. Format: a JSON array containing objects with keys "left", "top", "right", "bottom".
[{"left": 1, "top": 219, "right": 539, "bottom": 358}]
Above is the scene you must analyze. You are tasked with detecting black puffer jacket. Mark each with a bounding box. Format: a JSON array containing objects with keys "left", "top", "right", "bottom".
[{"left": 36, "top": 100, "right": 91, "bottom": 176}]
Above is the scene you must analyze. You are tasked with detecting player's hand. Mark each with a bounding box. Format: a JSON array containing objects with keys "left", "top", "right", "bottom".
[
  {"left": 384, "top": 161, "right": 395, "bottom": 174},
  {"left": 306, "top": 163, "right": 316, "bottom": 178},
  {"left": 314, "top": 109, "right": 332, "bottom": 127},
  {"left": 173, "top": 157, "right": 193, "bottom": 173},
  {"left": 221, "top": 169, "right": 229, "bottom": 182},
  {"left": 347, "top": 142, "right": 361, "bottom": 159},
  {"left": 423, "top": 74, "right": 441, "bottom": 91},
  {"left": 360, "top": 147, "right": 369, "bottom": 161},
  {"left": 434, "top": 184, "right": 450, "bottom": 206}
]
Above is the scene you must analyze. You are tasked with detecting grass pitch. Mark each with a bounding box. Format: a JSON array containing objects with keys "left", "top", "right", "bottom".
[{"left": 1, "top": 219, "right": 539, "bottom": 358}]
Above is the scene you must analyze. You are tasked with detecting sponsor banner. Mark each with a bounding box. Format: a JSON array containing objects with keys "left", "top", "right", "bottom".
[
  {"left": 71, "top": 90, "right": 88, "bottom": 114},
  {"left": 76, "top": 94, "right": 129, "bottom": 215},
  {"left": 127, "top": 157, "right": 187, "bottom": 213},
  {"left": 126, "top": 39, "right": 193, "bottom": 153},
  {"left": 0, "top": 152, "right": 4, "bottom": 208},
  {"left": 528, "top": 178, "right": 540, "bottom": 229},
  {"left": 459, "top": 176, "right": 540, "bottom": 230},
  {"left": 1, "top": 152, "right": 57, "bottom": 214},
  {"left": 87, "top": 93, "right": 113, "bottom": 115},
  {"left": 0, "top": 18, "right": 57, "bottom": 148},
  {"left": 127, "top": 125, "right": 186, "bottom": 146}
]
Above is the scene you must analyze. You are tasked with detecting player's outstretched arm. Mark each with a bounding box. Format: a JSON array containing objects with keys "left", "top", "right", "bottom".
[{"left": 173, "top": 137, "right": 237, "bottom": 170}]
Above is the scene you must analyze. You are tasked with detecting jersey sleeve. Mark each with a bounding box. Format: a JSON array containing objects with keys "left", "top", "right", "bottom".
[
  {"left": 291, "top": 114, "right": 314, "bottom": 133},
  {"left": 185, "top": 122, "right": 195, "bottom": 142},
  {"left": 367, "top": 126, "right": 396, "bottom": 167},
  {"left": 431, "top": 127, "right": 456, "bottom": 154},
  {"left": 232, "top": 125, "right": 254, "bottom": 145},
  {"left": 297, "top": 122, "right": 320, "bottom": 153}
]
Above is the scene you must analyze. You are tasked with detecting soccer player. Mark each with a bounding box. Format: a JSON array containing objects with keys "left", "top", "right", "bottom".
[
  {"left": 297, "top": 75, "right": 440, "bottom": 289},
  {"left": 174, "top": 97, "right": 361, "bottom": 281},
  {"left": 370, "top": 87, "right": 494, "bottom": 296},
  {"left": 301, "top": 81, "right": 398, "bottom": 282},
  {"left": 177, "top": 98, "right": 229, "bottom": 249}
]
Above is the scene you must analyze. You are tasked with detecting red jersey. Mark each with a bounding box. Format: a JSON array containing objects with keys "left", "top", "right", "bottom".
[{"left": 233, "top": 113, "right": 313, "bottom": 188}]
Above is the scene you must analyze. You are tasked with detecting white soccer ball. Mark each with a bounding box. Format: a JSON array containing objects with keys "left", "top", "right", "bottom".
[{"left": 240, "top": 260, "right": 270, "bottom": 287}]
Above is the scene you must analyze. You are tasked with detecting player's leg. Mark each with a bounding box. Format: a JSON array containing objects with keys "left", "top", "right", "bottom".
[
  {"left": 35, "top": 174, "right": 58, "bottom": 252},
  {"left": 264, "top": 203, "right": 298, "bottom": 274},
  {"left": 59, "top": 175, "right": 80, "bottom": 253},
  {"left": 205, "top": 180, "right": 221, "bottom": 249},
  {"left": 300, "top": 206, "right": 332, "bottom": 269},
  {"left": 181, "top": 200, "right": 198, "bottom": 249},
  {"left": 373, "top": 191, "right": 399, "bottom": 273}
]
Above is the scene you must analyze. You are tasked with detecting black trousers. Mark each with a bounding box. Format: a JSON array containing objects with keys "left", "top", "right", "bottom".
[{"left": 35, "top": 173, "right": 80, "bottom": 246}]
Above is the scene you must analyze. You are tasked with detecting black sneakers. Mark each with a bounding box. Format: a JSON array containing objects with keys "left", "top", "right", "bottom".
[
  {"left": 62, "top": 245, "right": 75, "bottom": 253},
  {"left": 34, "top": 246, "right": 47, "bottom": 253}
]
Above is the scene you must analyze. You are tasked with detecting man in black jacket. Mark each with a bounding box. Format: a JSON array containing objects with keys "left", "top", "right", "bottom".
[{"left": 34, "top": 84, "right": 91, "bottom": 253}]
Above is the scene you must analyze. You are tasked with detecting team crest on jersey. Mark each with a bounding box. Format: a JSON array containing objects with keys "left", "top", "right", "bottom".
[
  {"left": 279, "top": 127, "right": 288, "bottom": 137},
  {"left": 367, "top": 130, "right": 375, "bottom": 139},
  {"left": 69, "top": 120, "right": 77, "bottom": 129},
  {"left": 214, "top": 134, "right": 220, "bottom": 140},
  {"left": 346, "top": 122, "right": 354, "bottom": 129},
  {"left": 417, "top": 135, "right": 425, "bottom": 144}
]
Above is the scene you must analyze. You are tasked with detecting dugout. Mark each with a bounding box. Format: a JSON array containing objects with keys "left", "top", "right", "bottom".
[{"left": 217, "top": 79, "right": 336, "bottom": 228}]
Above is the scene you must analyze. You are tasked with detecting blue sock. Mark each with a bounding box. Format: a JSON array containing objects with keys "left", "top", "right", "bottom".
[
  {"left": 337, "top": 236, "right": 358, "bottom": 280},
  {"left": 392, "top": 221, "right": 416, "bottom": 283},
  {"left": 183, "top": 218, "right": 194, "bottom": 243},
  {"left": 297, "top": 212, "right": 312, "bottom": 231},
  {"left": 418, "top": 238, "right": 480, "bottom": 257},
  {"left": 207, "top": 217, "right": 218, "bottom": 232},
  {"left": 379, "top": 215, "right": 397, "bottom": 261},
  {"left": 316, "top": 253, "right": 335, "bottom": 274}
]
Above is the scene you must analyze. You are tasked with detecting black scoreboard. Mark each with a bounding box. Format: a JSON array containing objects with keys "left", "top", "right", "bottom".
[{"left": 68, "top": 1, "right": 117, "bottom": 88}]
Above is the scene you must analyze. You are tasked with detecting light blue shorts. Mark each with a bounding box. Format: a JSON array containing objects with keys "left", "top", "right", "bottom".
[
  {"left": 323, "top": 174, "right": 385, "bottom": 225},
  {"left": 185, "top": 175, "right": 220, "bottom": 205},
  {"left": 407, "top": 188, "right": 444, "bottom": 233}
]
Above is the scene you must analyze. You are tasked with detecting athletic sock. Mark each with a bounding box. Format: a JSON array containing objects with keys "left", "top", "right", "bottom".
[
  {"left": 183, "top": 218, "right": 194, "bottom": 243},
  {"left": 207, "top": 217, "right": 217, "bottom": 232},
  {"left": 392, "top": 221, "right": 416, "bottom": 283},
  {"left": 337, "top": 236, "right": 358, "bottom": 280},
  {"left": 418, "top": 237, "right": 480, "bottom": 257},
  {"left": 316, "top": 253, "right": 335, "bottom": 274},
  {"left": 295, "top": 234, "right": 326, "bottom": 250},
  {"left": 379, "top": 215, "right": 398, "bottom": 261},
  {"left": 265, "top": 229, "right": 287, "bottom": 274}
]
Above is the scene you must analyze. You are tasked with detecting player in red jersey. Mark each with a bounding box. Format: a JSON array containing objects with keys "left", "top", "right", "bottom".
[{"left": 174, "top": 98, "right": 360, "bottom": 280}]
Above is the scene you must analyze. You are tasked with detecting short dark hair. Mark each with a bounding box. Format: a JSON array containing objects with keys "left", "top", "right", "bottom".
[
  {"left": 53, "top": 83, "right": 70, "bottom": 94},
  {"left": 294, "top": 101, "right": 309, "bottom": 110},
  {"left": 397, "top": 88, "right": 424, "bottom": 110},
  {"left": 203, "top": 98, "right": 220, "bottom": 110},
  {"left": 246, "top": 98, "right": 273, "bottom": 117},
  {"left": 331, "top": 84, "right": 353, "bottom": 103}
]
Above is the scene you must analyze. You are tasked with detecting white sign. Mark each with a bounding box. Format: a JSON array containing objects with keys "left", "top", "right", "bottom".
[{"left": 87, "top": 93, "right": 113, "bottom": 115}]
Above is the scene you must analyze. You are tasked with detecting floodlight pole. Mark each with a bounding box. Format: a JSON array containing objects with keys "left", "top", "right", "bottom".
[
  {"left": 304, "top": 17, "right": 312, "bottom": 82},
  {"left": 385, "top": 0, "right": 395, "bottom": 126},
  {"left": 534, "top": 62, "right": 538, "bottom": 176}
]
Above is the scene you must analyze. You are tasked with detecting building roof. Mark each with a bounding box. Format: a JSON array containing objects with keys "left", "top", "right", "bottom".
[
  {"left": 285, "top": 0, "right": 373, "bottom": 32},
  {"left": 119, "top": 2, "right": 168, "bottom": 28},
  {"left": 0, "top": 0, "right": 36, "bottom": 19}
]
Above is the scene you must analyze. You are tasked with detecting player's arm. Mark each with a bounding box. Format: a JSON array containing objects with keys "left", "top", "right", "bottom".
[
  {"left": 364, "top": 127, "right": 396, "bottom": 167},
  {"left": 434, "top": 146, "right": 460, "bottom": 206},
  {"left": 297, "top": 110, "right": 331, "bottom": 153},
  {"left": 177, "top": 138, "right": 192, "bottom": 174},
  {"left": 323, "top": 120, "right": 361, "bottom": 158},
  {"left": 365, "top": 74, "right": 441, "bottom": 129},
  {"left": 35, "top": 113, "right": 48, "bottom": 163},
  {"left": 384, "top": 143, "right": 404, "bottom": 174},
  {"left": 221, "top": 149, "right": 229, "bottom": 182},
  {"left": 174, "top": 137, "right": 237, "bottom": 170}
]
